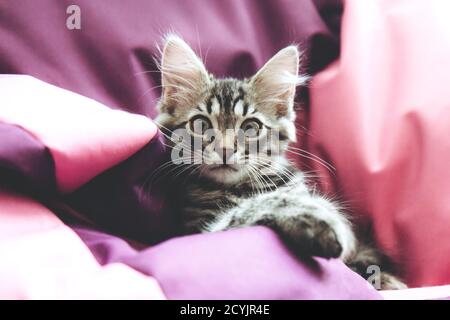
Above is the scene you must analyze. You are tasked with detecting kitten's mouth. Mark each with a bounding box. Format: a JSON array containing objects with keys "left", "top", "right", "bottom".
[{"left": 208, "top": 164, "right": 238, "bottom": 172}]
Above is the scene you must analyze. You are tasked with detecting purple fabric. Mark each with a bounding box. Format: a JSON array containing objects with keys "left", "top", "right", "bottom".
[
  {"left": 0, "top": 122, "right": 55, "bottom": 192},
  {"left": 75, "top": 225, "right": 382, "bottom": 300},
  {"left": 0, "top": 0, "right": 341, "bottom": 116},
  {"left": 65, "top": 132, "right": 178, "bottom": 244}
]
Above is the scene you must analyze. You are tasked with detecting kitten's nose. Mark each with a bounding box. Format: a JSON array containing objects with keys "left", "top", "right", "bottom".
[{"left": 222, "top": 147, "right": 235, "bottom": 164}]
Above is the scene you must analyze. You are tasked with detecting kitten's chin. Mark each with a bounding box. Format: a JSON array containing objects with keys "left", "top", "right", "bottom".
[{"left": 202, "top": 164, "right": 247, "bottom": 185}]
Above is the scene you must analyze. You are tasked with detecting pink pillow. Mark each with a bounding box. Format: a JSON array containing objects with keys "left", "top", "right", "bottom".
[
  {"left": 0, "top": 189, "right": 165, "bottom": 299},
  {"left": 309, "top": 0, "right": 450, "bottom": 287},
  {"left": 0, "top": 75, "right": 157, "bottom": 193}
]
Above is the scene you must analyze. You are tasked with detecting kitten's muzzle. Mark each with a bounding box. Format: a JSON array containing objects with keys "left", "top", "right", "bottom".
[{"left": 208, "top": 163, "right": 238, "bottom": 172}]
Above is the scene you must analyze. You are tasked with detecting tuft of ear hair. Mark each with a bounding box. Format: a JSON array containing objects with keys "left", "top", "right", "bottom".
[
  {"left": 158, "top": 34, "right": 210, "bottom": 114},
  {"left": 251, "top": 45, "right": 307, "bottom": 119}
]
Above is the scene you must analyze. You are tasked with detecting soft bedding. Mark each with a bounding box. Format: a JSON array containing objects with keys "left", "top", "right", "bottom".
[
  {"left": 0, "top": 75, "right": 381, "bottom": 299},
  {"left": 308, "top": 0, "right": 450, "bottom": 288},
  {"left": 0, "top": 188, "right": 165, "bottom": 299},
  {"left": 0, "top": 0, "right": 450, "bottom": 299}
]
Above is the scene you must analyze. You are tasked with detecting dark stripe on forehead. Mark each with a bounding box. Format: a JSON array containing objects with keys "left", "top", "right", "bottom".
[
  {"left": 238, "top": 86, "right": 245, "bottom": 99},
  {"left": 243, "top": 103, "right": 249, "bottom": 116},
  {"left": 223, "top": 94, "right": 232, "bottom": 113},
  {"left": 206, "top": 99, "right": 213, "bottom": 114},
  {"left": 232, "top": 86, "right": 246, "bottom": 113},
  {"left": 215, "top": 94, "right": 223, "bottom": 109}
]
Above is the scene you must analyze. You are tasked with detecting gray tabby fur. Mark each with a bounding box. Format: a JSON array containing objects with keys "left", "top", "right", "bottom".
[{"left": 153, "top": 35, "right": 406, "bottom": 290}]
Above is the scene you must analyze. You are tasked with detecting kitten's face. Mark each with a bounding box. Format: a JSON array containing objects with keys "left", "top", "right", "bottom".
[{"left": 156, "top": 35, "right": 305, "bottom": 185}]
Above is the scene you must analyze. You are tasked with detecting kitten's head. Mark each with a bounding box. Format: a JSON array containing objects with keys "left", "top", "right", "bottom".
[{"left": 156, "top": 35, "right": 306, "bottom": 185}]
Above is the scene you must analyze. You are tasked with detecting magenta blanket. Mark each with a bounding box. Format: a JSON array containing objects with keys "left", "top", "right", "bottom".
[{"left": 0, "top": 75, "right": 380, "bottom": 299}]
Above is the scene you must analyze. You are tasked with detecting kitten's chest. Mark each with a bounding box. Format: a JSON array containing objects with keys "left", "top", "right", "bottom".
[
  {"left": 174, "top": 171, "right": 302, "bottom": 233},
  {"left": 177, "top": 182, "right": 249, "bottom": 232},
  {"left": 183, "top": 184, "right": 244, "bottom": 211}
]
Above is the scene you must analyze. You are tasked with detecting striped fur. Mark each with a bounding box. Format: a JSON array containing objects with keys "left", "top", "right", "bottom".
[{"left": 153, "top": 35, "right": 406, "bottom": 290}]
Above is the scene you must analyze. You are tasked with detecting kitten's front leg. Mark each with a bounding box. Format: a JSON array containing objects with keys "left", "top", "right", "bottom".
[{"left": 205, "top": 187, "right": 356, "bottom": 260}]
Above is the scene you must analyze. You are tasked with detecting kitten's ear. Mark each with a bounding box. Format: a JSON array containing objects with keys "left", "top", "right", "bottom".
[
  {"left": 251, "top": 46, "right": 305, "bottom": 118},
  {"left": 159, "top": 35, "right": 210, "bottom": 111}
]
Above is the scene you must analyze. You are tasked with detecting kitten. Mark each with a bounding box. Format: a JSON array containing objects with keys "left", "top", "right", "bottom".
[{"left": 154, "top": 35, "right": 406, "bottom": 290}]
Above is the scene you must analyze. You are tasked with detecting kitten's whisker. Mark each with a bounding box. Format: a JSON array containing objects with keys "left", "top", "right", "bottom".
[
  {"left": 133, "top": 70, "right": 160, "bottom": 76},
  {"left": 154, "top": 121, "right": 187, "bottom": 142},
  {"left": 258, "top": 168, "right": 276, "bottom": 192},
  {"left": 287, "top": 146, "right": 336, "bottom": 171},
  {"left": 203, "top": 45, "right": 212, "bottom": 67},
  {"left": 254, "top": 163, "right": 278, "bottom": 192},
  {"left": 253, "top": 158, "right": 295, "bottom": 188},
  {"left": 244, "top": 169, "right": 257, "bottom": 195},
  {"left": 252, "top": 157, "right": 297, "bottom": 185},
  {"left": 248, "top": 165, "right": 266, "bottom": 194},
  {"left": 142, "top": 156, "right": 198, "bottom": 190},
  {"left": 287, "top": 148, "right": 334, "bottom": 171},
  {"left": 283, "top": 158, "right": 325, "bottom": 182},
  {"left": 254, "top": 160, "right": 291, "bottom": 186},
  {"left": 248, "top": 163, "right": 273, "bottom": 193},
  {"left": 287, "top": 146, "right": 335, "bottom": 169},
  {"left": 173, "top": 163, "right": 198, "bottom": 181},
  {"left": 286, "top": 149, "right": 336, "bottom": 175},
  {"left": 187, "top": 163, "right": 204, "bottom": 179},
  {"left": 246, "top": 165, "right": 263, "bottom": 195},
  {"left": 161, "top": 162, "right": 196, "bottom": 183}
]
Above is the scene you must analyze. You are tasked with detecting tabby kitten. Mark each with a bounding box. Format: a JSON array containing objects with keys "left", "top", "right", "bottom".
[{"left": 154, "top": 35, "right": 406, "bottom": 290}]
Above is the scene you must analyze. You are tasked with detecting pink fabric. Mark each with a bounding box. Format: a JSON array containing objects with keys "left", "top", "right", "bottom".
[
  {"left": 309, "top": 0, "right": 450, "bottom": 287},
  {"left": 381, "top": 285, "right": 450, "bottom": 300},
  {"left": 0, "top": 188, "right": 165, "bottom": 299},
  {"left": 0, "top": 75, "right": 157, "bottom": 193}
]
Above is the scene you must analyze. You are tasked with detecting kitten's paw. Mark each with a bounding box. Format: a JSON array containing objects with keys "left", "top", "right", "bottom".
[
  {"left": 379, "top": 272, "right": 408, "bottom": 290},
  {"left": 259, "top": 214, "right": 343, "bottom": 259}
]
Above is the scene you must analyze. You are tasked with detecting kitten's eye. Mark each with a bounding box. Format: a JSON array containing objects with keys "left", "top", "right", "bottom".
[
  {"left": 189, "top": 115, "right": 211, "bottom": 135},
  {"left": 241, "top": 119, "right": 262, "bottom": 138}
]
